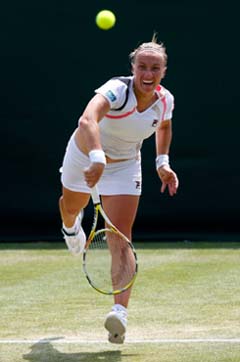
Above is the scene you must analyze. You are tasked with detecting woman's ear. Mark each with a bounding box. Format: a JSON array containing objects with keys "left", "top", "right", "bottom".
[{"left": 131, "top": 63, "right": 134, "bottom": 75}]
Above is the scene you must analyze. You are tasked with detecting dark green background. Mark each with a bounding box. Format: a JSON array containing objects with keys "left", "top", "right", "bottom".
[{"left": 1, "top": 1, "right": 239, "bottom": 241}]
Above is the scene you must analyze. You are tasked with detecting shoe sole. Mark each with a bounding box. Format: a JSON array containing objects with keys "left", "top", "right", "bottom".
[
  {"left": 108, "top": 333, "right": 125, "bottom": 344},
  {"left": 104, "top": 314, "right": 126, "bottom": 338}
]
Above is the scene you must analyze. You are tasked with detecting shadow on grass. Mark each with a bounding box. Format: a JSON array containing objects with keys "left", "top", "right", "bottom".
[{"left": 22, "top": 339, "right": 135, "bottom": 362}]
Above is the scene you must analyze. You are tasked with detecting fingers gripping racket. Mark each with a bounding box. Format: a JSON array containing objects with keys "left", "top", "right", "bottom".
[{"left": 83, "top": 185, "right": 138, "bottom": 295}]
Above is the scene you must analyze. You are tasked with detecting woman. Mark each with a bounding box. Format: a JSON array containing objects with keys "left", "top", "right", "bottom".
[{"left": 59, "top": 34, "right": 179, "bottom": 344}]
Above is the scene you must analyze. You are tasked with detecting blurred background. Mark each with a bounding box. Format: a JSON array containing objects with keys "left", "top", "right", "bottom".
[{"left": 1, "top": 1, "right": 239, "bottom": 242}]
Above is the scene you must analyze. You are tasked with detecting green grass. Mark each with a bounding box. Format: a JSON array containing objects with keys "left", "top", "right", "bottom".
[
  {"left": 1, "top": 342, "right": 240, "bottom": 362},
  {"left": 0, "top": 241, "right": 240, "bottom": 362}
]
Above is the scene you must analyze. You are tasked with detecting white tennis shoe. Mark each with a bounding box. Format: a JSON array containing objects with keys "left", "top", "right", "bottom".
[
  {"left": 62, "top": 210, "right": 86, "bottom": 255},
  {"left": 104, "top": 304, "right": 127, "bottom": 344}
]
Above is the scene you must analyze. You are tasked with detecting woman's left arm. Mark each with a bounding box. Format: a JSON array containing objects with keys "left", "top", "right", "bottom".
[{"left": 155, "top": 120, "right": 179, "bottom": 196}]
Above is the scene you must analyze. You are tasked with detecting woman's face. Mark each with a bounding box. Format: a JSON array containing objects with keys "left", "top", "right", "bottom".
[{"left": 132, "top": 51, "right": 166, "bottom": 96}]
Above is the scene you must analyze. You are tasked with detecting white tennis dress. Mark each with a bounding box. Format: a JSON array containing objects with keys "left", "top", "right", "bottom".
[{"left": 60, "top": 76, "right": 174, "bottom": 195}]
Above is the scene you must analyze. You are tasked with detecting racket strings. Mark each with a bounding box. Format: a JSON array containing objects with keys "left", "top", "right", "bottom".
[
  {"left": 86, "top": 228, "right": 136, "bottom": 294},
  {"left": 107, "top": 232, "right": 136, "bottom": 290}
]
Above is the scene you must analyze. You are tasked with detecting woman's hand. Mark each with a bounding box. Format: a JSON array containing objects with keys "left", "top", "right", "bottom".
[
  {"left": 157, "top": 165, "right": 179, "bottom": 196},
  {"left": 84, "top": 163, "right": 105, "bottom": 188}
]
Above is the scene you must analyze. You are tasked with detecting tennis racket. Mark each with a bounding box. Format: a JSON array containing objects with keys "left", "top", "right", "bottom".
[{"left": 82, "top": 185, "right": 138, "bottom": 295}]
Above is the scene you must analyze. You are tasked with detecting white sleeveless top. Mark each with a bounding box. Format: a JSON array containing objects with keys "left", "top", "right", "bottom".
[{"left": 95, "top": 76, "right": 174, "bottom": 160}]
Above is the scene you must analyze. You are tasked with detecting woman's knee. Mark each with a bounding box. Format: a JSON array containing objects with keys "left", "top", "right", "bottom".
[{"left": 60, "top": 191, "right": 90, "bottom": 216}]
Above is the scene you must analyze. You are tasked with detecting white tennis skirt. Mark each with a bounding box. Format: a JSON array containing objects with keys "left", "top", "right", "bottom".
[{"left": 60, "top": 132, "right": 142, "bottom": 195}]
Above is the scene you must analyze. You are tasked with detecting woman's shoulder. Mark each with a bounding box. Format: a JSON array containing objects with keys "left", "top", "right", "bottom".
[
  {"left": 110, "top": 75, "right": 132, "bottom": 86},
  {"left": 156, "top": 84, "right": 174, "bottom": 99},
  {"left": 97, "top": 75, "right": 132, "bottom": 89},
  {"left": 95, "top": 76, "right": 133, "bottom": 110}
]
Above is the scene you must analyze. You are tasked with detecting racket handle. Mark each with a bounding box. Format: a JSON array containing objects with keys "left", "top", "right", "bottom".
[{"left": 91, "top": 185, "right": 101, "bottom": 205}]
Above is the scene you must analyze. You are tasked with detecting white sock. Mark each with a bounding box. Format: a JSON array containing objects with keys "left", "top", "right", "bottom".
[
  {"left": 113, "top": 304, "right": 127, "bottom": 314},
  {"left": 63, "top": 216, "right": 80, "bottom": 234}
]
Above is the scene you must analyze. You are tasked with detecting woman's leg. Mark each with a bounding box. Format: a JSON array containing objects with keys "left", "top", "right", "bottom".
[
  {"left": 59, "top": 187, "right": 91, "bottom": 255},
  {"left": 59, "top": 187, "right": 90, "bottom": 228},
  {"left": 102, "top": 194, "right": 140, "bottom": 308}
]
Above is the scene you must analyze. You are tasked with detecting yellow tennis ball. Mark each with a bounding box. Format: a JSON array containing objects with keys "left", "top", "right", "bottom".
[{"left": 96, "top": 10, "right": 116, "bottom": 30}]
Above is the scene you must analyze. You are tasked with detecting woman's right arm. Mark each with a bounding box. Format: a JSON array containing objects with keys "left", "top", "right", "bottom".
[{"left": 77, "top": 94, "right": 110, "bottom": 188}]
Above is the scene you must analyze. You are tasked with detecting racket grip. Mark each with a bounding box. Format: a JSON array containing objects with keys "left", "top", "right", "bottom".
[{"left": 91, "top": 185, "right": 101, "bottom": 204}]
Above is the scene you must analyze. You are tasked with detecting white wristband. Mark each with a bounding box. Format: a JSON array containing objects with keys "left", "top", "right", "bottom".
[
  {"left": 156, "top": 154, "right": 169, "bottom": 170},
  {"left": 89, "top": 149, "right": 106, "bottom": 165}
]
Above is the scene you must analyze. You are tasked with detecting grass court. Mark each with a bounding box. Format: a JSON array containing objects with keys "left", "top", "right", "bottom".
[{"left": 0, "top": 241, "right": 239, "bottom": 361}]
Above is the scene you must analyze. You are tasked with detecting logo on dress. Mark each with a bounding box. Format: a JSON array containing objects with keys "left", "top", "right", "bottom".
[
  {"left": 106, "top": 90, "right": 116, "bottom": 102},
  {"left": 135, "top": 181, "right": 141, "bottom": 189},
  {"left": 151, "top": 119, "right": 159, "bottom": 127}
]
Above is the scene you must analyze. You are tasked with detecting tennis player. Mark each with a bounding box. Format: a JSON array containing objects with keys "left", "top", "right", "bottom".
[{"left": 59, "top": 34, "right": 179, "bottom": 344}]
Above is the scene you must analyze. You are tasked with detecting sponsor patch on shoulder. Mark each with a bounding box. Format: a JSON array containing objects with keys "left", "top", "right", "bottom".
[{"left": 105, "top": 90, "right": 117, "bottom": 102}]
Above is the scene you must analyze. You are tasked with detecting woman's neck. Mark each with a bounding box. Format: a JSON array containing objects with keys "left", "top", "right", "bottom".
[{"left": 134, "top": 88, "right": 158, "bottom": 112}]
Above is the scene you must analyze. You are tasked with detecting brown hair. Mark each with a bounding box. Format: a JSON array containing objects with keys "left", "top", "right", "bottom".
[{"left": 129, "top": 33, "right": 167, "bottom": 66}]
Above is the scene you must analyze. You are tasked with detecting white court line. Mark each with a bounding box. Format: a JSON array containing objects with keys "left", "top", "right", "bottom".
[{"left": 0, "top": 338, "right": 239, "bottom": 344}]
